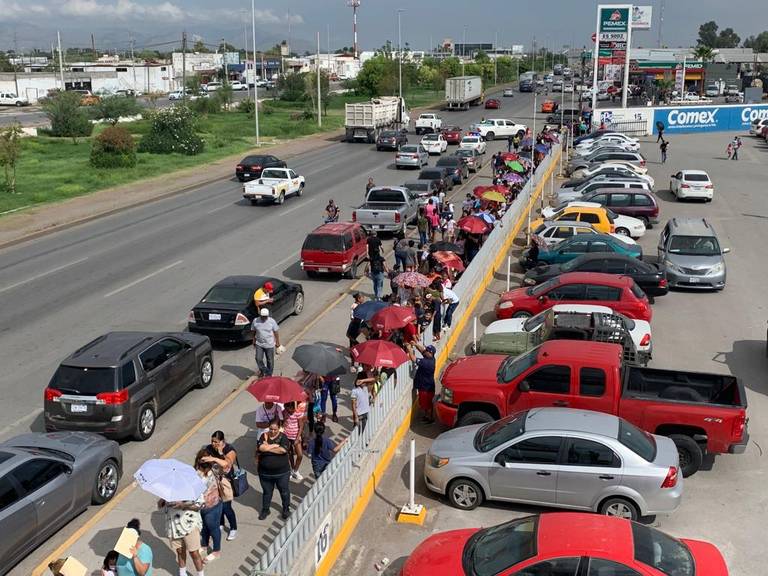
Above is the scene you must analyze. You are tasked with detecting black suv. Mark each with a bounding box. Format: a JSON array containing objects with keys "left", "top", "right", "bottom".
[
  {"left": 436, "top": 155, "right": 470, "bottom": 184},
  {"left": 44, "top": 332, "right": 214, "bottom": 441},
  {"left": 418, "top": 167, "right": 454, "bottom": 193},
  {"left": 235, "top": 154, "right": 287, "bottom": 181}
]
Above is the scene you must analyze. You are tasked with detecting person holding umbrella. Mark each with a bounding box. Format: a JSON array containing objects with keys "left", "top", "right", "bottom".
[
  {"left": 157, "top": 497, "right": 205, "bottom": 575},
  {"left": 256, "top": 418, "right": 292, "bottom": 520}
]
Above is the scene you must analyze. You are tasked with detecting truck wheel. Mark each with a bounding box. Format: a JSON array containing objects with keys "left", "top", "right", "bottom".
[
  {"left": 485, "top": 131, "right": 495, "bottom": 141},
  {"left": 250, "top": 199, "right": 259, "bottom": 206},
  {"left": 447, "top": 478, "right": 484, "bottom": 510},
  {"left": 669, "top": 434, "right": 703, "bottom": 477},
  {"left": 599, "top": 497, "right": 639, "bottom": 521},
  {"left": 297, "top": 184, "right": 304, "bottom": 197},
  {"left": 346, "top": 260, "right": 359, "bottom": 279},
  {"left": 457, "top": 410, "right": 495, "bottom": 427},
  {"left": 276, "top": 192, "right": 285, "bottom": 205}
]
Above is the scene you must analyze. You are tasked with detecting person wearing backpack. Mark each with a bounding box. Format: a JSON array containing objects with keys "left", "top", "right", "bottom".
[
  {"left": 203, "top": 431, "right": 239, "bottom": 541},
  {"left": 194, "top": 449, "right": 223, "bottom": 564}
]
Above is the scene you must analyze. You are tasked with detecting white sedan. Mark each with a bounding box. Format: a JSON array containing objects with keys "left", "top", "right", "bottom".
[
  {"left": 420, "top": 133, "right": 448, "bottom": 155},
  {"left": 669, "top": 170, "right": 714, "bottom": 202},
  {"left": 459, "top": 135, "right": 487, "bottom": 155},
  {"left": 482, "top": 304, "right": 652, "bottom": 358}
]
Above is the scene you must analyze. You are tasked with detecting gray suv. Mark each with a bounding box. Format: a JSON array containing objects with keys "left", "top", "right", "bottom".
[
  {"left": 658, "top": 218, "right": 729, "bottom": 290},
  {"left": 44, "top": 332, "right": 214, "bottom": 440}
]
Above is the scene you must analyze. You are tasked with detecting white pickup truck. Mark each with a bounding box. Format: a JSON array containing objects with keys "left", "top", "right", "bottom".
[
  {"left": 475, "top": 118, "right": 527, "bottom": 141},
  {"left": 415, "top": 113, "right": 442, "bottom": 135},
  {"left": 242, "top": 167, "right": 305, "bottom": 205}
]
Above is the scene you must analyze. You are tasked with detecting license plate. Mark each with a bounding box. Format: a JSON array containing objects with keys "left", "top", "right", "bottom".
[
  {"left": 209, "top": 313, "right": 222, "bottom": 320},
  {"left": 70, "top": 404, "right": 87, "bottom": 413},
  {"left": 378, "top": 225, "right": 386, "bottom": 230},
  {"left": 318, "top": 268, "right": 328, "bottom": 273},
  {"left": 688, "top": 277, "right": 700, "bottom": 283},
  {"left": 243, "top": 173, "right": 251, "bottom": 177}
]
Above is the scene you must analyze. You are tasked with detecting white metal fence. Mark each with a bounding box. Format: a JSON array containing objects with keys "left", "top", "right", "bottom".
[{"left": 251, "top": 144, "right": 561, "bottom": 576}]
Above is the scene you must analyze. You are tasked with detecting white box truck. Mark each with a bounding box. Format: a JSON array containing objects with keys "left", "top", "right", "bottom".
[
  {"left": 445, "top": 76, "right": 483, "bottom": 110},
  {"left": 344, "top": 96, "right": 410, "bottom": 143}
]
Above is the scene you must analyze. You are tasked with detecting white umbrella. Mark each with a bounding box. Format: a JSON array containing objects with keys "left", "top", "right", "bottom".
[{"left": 134, "top": 458, "right": 206, "bottom": 502}]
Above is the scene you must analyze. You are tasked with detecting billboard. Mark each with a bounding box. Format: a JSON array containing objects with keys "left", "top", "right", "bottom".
[
  {"left": 653, "top": 104, "right": 768, "bottom": 134},
  {"left": 631, "top": 6, "right": 653, "bottom": 30}
]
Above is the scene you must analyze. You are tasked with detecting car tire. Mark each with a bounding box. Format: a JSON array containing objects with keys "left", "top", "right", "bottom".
[
  {"left": 639, "top": 216, "right": 650, "bottom": 228},
  {"left": 615, "top": 227, "right": 630, "bottom": 236},
  {"left": 485, "top": 131, "right": 495, "bottom": 141},
  {"left": 511, "top": 311, "right": 532, "bottom": 319},
  {"left": 92, "top": 458, "right": 120, "bottom": 505},
  {"left": 15, "top": 101, "right": 23, "bottom": 107},
  {"left": 198, "top": 356, "right": 214, "bottom": 388},
  {"left": 447, "top": 478, "right": 484, "bottom": 510},
  {"left": 293, "top": 292, "right": 305, "bottom": 315},
  {"left": 296, "top": 184, "right": 304, "bottom": 197},
  {"left": 276, "top": 192, "right": 285, "bottom": 205},
  {"left": 134, "top": 403, "right": 156, "bottom": 441},
  {"left": 250, "top": 199, "right": 259, "bottom": 206},
  {"left": 599, "top": 497, "right": 639, "bottom": 521},
  {"left": 395, "top": 164, "right": 401, "bottom": 170},
  {"left": 346, "top": 260, "right": 359, "bottom": 279},
  {"left": 457, "top": 410, "right": 495, "bottom": 427},
  {"left": 669, "top": 434, "right": 703, "bottom": 477}
]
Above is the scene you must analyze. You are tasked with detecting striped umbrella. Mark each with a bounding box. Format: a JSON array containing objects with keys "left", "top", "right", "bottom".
[{"left": 393, "top": 271, "right": 432, "bottom": 288}]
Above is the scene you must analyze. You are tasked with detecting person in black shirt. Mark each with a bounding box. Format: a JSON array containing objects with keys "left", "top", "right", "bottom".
[
  {"left": 256, "top": 419, "right": 292, "bottom": 520},
  {"left": 367, "top": 231, "right": 382, "bottom": 259}
]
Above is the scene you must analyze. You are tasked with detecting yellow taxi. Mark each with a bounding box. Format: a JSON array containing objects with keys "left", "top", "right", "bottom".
[{"left": 530, "top": 203, "right": 615, "bottom": 234}]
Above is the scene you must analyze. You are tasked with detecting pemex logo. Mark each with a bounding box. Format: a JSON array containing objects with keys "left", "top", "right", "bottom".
[{"left": 609, "top": 10, "right": 622, "bottom": 21}]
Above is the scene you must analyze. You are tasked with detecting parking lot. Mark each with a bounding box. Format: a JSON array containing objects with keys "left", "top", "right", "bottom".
[{"left": 333, "top": 130, "right": 767, "bottom": 576}]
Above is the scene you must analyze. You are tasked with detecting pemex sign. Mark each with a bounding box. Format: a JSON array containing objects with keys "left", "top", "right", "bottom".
[{"left": 598, "top": 6, "right": 630, "bottom": 64}]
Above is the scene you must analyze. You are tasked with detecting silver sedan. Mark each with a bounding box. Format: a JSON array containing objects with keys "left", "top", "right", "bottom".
[
  {"left": 0, "top": 432, "right": 122, "bottom": 574},
  {"left": 425, "top": 408, "right": 682, "bottom": 521},
  {"left": 395, "top": 144, "right": 429, "bottom": 169}
]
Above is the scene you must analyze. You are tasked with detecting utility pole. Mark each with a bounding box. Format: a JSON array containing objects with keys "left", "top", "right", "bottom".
[
  {"left": 251, "top": 0, "right": 260, "bottom": 145},
  {"left": 658, "top": 0, "right": 666, "bottom": 48},
  {"left": 57, "top": 30, "right": 65, "bottom": 90},
  {"left": 397, "top": 9, "right": 404, "bottom": 100},
  {"left": 222, "top": 38, "right": 229, "bottom": 83},
  {"left": 327, "top": 24, "right": 331, "bottom": 79},
  {"left": 461, "top": 25, "right": 467, "bottom": 76},
  {"left": 12, "top": 31, "right": 19, "bottom": 96},
  {"left": 243, "top": 13, "right": 251, "bottom": 100},
  {"left": 130, "top": 34, "right": 137, "bottom": 93},
  {"left": 182, "top": 31, "right": 187, "bottom": 103},
  {"left": 317, "top": 32, "right": 322, "bottom": 127},
  {"left": 494, "top": 30, "right": 498, "bottom": 85},
  {"left": 90, "top": 33, "right": 96, "bottom": 59}
]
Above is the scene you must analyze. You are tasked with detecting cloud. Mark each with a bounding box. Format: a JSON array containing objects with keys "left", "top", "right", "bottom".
[
  {"left": 0, "top": 0, "right": 47, "bottom": 21},
  {"left": 58, "top": 0, "right": 185, "bottom": 21}
]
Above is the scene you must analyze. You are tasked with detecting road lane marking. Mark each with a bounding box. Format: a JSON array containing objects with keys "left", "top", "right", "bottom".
[
  {"left": 260, "top": 250, "right": 301, "bottom": 276},
  {"left": 0, "top": 257, "right": 88, "bottom": 295},
  {"left": 103, "top": 260, "right": 183, "bottom": 298},
  {"left": 279, "top": 196, "right": 318, "bottom": 217},
  {"left": 205, "top": 203, "right": 236, "bottom": 215}
]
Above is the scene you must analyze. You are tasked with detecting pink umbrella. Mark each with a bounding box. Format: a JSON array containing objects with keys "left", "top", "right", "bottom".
[{"left": 393, "top": 271, "right": 432, "bottom": 288}]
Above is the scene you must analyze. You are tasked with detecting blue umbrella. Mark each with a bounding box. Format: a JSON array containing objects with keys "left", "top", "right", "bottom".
[
  {"left": 535, "top": 144, "right": 550, "bottom": 153},
  {"left": 520, "top": 137, "right": 533, "bottom": 148},
  {"left": 353, "top": 300, "right": 388, "bottom": 321},
  {"left": 477, "top": 212, "right": 496, "bottom": 223}
]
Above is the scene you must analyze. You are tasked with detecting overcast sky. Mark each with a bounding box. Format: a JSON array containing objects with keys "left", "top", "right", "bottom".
[{"left": 2, "top": 0, "right": 768, "bottom": 53}]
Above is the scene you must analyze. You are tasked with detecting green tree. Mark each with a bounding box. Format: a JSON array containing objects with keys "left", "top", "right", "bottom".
[
  {"left": 304, "top": 70, "right": 330, "bottom": 116},
  {"left": 439, "top": 57, "right": 462, "bottom": 79},
  {"left": 185, "top": 74, "right": 202, "bottom": 93},
  {"left": 496, "top": 56, "right": 515, "bottom": 82},
  {"left": 193, "top": 39, "right": 210, "bottom": 53},
  {"left": 216, "top": 83, "right": 234, "bottom": 109},
  {"left": 0, "top": 52, "right": 15, "bottom": 73},
  {"left": 356, "top": 56, "right": 387, "bottom": 97},
  {"left": 697, "top": 21, "right": 719, "bottom": 48},
  {"left": 418, "top": 64, "right": 438, "bottom": 89},
  {"left": 693, "top": 46, "right": 714, "bottom": 95},
  {"left": 41, "top": 91, "right": 94, "bottom": 143},
  {"left": 474, "top": 50, "right": 490, "bottom": 64},
  {"left": 744, "top": 32, "right": 768, "bottom": 53},
  {"left": 717, "top": 28, "right": 741, "bottom": 48},
  {"left": 138, "top": 106, "right": 204, "bottom": 155},
  {"left": 0, "top": 124, "right": 22, "bottom": 193},
  {"left": 92, "top": 96, "right": 142, "bottom": 125},
  {"left": 278, "top": 72, "right": 309, "bottom": 101},
  {"left": 218, "top": 42, "right": 238, "bottom": 53}
]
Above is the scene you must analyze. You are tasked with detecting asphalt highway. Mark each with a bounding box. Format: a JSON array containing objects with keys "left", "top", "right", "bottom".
[{"left": 0, "top": 93, "right": 536, "bottom": 454}]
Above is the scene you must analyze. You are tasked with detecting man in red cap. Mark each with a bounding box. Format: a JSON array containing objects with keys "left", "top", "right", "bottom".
[{"left": 253, "top": 281, "right": 275, "bottom": 312}]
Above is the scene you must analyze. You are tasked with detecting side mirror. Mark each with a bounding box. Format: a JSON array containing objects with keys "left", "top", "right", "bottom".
[
  {"left": 538, "top": 295, "right": 546, "bottom": 303},
  {"left": 519, "top": 380, "right": 531, "bottom": 392},
  {"left": 722, "top": 247, "right": 731, "bottom": 254},
  {"left": 670, "top": 174, "right": 676, "bottom": 179}
]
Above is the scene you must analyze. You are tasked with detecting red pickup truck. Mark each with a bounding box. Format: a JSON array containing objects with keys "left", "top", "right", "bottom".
[{"left": 436, "top": 340, "right": 748, "bottom": 477}]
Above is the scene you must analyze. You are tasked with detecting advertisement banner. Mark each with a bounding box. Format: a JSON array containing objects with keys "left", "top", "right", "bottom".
[
  {"left": 674, "top": 68, "right": 685, "bottom": 94},
  {"left": 631, "top": 6, "right": 653, "bottom": 29},
  {"left": 600, "top": 6, "right": 629, "bottom": 34},
  {"left": 653, "top": 104, "right": 768, "bottom": 134},
  {"left": 604, "top": 64, "right": 622, "bottom": 81}
]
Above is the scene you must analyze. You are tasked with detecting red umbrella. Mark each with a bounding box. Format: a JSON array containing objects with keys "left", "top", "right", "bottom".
[
  {"left": 369, "top": 306, "right": 417, "bottom": 332},
  {"left": 500, "top": 152, "right": 519, "bottom": 161},
  {"left": 473, "top": 184, "right": 507, "bottom": 198},
  {"left": 432, "top": 250, "right": 465, "bottom": 271},
  {"left": 457, "top": 216, "right": 491, "bottom": 234},
  {"left": 247, "top": 377, "right": 306, "bottom": 403},
  {"left": 351, "top": 340, "right": 409, "bottom": 368},
  {"left": 472, "top": 185, "right": 491, "bottom": 197}
]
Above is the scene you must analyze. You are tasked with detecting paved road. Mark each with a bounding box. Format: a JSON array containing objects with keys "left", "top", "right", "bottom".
[
  {"left": 1, "top": 90, "right": 535, "bottom": 572},
  {"left": 335, "top": 131, "right": 768, "bottom": 576}
]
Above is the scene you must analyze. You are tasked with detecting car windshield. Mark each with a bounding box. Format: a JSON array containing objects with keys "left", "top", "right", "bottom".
[
  {"left": 497, "top": 348, "right": 538, "bottom": 384},
  {"left": 380, "top": 131, "right": 398, "bottom": 138},
  {"left": 463, "top": 137, "right": 479, "bottom": 143},
  {"left": 302, "top": 234, "right": 345, "bottom": 252},
  {"left": 455, "top": 149, "right": 473, "bottom": 157},
  {"left": 561, "top": 257, "right": 585, "bottom": 272},
  {"left": 18, "top": 446, "right": 75, "bottom": 462},
  {"left": 400, "top": 145, "right": 418, "bottom": 153},
  {"left": 202, "top": 286, "right": 253, "bottom": 305},
  {"left": 423, "top": 134, "right": 438, "bottom": 141},
  {"left": 479, "top": 120, "right": 494, "bottom": 125},
  {"left": 243, "top": 155, "right": 267, "bottom": 164},
  {"left": 530, "top": 277, "right": 559, "bottom": 296},
  {"left": 618, "top": 418, "right": 656, "bottom": 461},
  {"left": 51, "top": 366, "right": 117, "bottom": 395},
  {"left": 668, "top": 235, "right": 721, "bottom": 256},
  {"left": 523, "top": 310, "right": 549, "bottom": 332},
  {"left": 632, "top": 523, "right": 693, "bottom": 576},
  {"left": 683, "top": 173, "right": 710, "bottom": 182},
  {"left": 405, "top": 182, "right": 428, "bottom": 192},
  {"left": 462, "top": 516, "right": 538, "bottom": 576},
  {"left": 260, "top": 169, "right": 285, "bottom": 179},
  {"left": 474, "top": 411, "right": 528, "bottom": 453}
]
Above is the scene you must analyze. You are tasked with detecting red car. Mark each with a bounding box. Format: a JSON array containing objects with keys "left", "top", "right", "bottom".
[
  {"left": 300, "top": 222, "right": 369, "bottom": 278},
  {"left": 484, "top": 98, "right": 500, "bottom": 109},
  {"left": 441, "top": 125, "right": 463, "bottom": 144},
  {"left": 495, "top": 272, "right": 652, "bottom": 321},
  {"left": 401, "top": 513, "right": 729, "bottom": 576}
]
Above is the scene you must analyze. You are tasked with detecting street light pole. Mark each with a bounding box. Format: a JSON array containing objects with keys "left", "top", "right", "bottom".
[
  {"left": 316, "top": 31, "right": 322, "bottom": 127},
  {"left": 397, "top": 9, "right": 405, "bottom": 101},
  {"left": 462, "top": 25, "right": 467, "bottom": 76},
  {"left": 251, "top": 0, "right": 260, "bottom": 146},
  {"left": 494, "top": 30, "right": 498, "bottom": 85}
]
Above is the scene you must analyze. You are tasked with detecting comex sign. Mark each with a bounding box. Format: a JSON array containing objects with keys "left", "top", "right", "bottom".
[{"left": 654, "top": 104, "right": 768, "bottom": 134}]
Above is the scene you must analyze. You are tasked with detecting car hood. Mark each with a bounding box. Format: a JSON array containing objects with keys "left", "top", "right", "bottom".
[
  {"left": 680, "top": 539, "right": 729, "bottom": 576},
  {"left": 401, "top": 529, "right": 477, "bottom": 575},
  {"left": 441, "top": 355, "right": 507, "bottom": 389},
  {"left": 664, "top": 254, "right": 723, "bottom": 269},
  {"left": 484, "top": 318, "right": 527, "bottom": 335},
  {"left": 525, "top": 264, "right": 562, "bottom": 283},
  {"left": 613, "top": 214, "right": 645, "bottom": 229},
  {"left": 430, "top": 425, "right": 484, "bottom": 457},
  {"left": 2, "top": 431, "right": 111, "bottom": 459}
]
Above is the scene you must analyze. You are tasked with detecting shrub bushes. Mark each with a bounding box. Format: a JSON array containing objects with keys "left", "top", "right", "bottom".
[
  {"left": 90, "top": 126, "right": 137, "bottom": 168},
  {"left": 137, "top": 106, "right": 204, "bottom": 155},
  {"left": 41, "top": 91, "right": 94, "bottom": 142}
]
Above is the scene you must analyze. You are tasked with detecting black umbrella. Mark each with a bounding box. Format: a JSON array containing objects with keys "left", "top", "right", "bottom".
[
  {"left": 429, "top": 241, "right": 464, "bottom": 254},
  {"left": 291, "top": 343, "right": 349, "bottom": 376}
]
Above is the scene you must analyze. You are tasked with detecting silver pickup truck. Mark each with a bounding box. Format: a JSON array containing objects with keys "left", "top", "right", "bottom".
[{"left": 352, "top": 186, "right": 421, "bottom": 234}]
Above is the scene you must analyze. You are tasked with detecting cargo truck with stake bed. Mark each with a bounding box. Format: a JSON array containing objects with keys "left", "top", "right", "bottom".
[
  {"left": 445, "top": 75, "right": 483, "bottom": 110},
  {"left": 344, "top": 96, "right": 410, "bottom": 143}
]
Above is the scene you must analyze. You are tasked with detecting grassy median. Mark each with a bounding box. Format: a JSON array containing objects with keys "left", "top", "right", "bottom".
[{"left": 0, "top": 89, "right": 446, "bottom": 215}]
